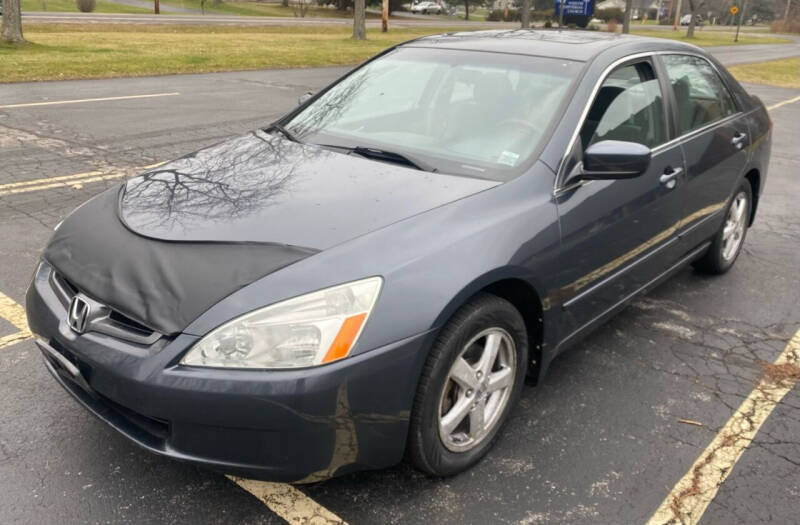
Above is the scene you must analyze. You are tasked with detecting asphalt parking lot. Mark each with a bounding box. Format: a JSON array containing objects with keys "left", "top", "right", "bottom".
[{"left": 1, "top": 60, "right": 799, "bottom": 524}]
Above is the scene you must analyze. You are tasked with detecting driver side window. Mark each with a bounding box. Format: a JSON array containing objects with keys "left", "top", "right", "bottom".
[{"left": 579, "top": 61, "right": 668, "bottom": 151}]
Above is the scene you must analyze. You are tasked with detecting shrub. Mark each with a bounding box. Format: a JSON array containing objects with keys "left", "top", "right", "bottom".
[
  {"left": 486, "top": 8, "right": 521, "bottom": 21},
  {"left": 595, "top": 7, "right": 623, "bottom": 22},
  {"left": 544, "top": 19, "right": 552, "bottom": 28},
  {"left": 607, "top": 18, "right": 618, "bottom": 32},
  {"left": 531, "top": 8, "right": 554, "bottom": 21},
  {"left": 771, "top": 15, "right": 800, "bottom": 34},
  {"left": 76, "top": 0, "right": 96, "bottom": 11}
]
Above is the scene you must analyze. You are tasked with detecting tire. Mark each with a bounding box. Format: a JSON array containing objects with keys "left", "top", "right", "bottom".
[
  {"left": 407, "top": 293, "right": 528, "bottom": 477},
  {"left": 693, "top": 179, "right": 752, "bottom": 275}
]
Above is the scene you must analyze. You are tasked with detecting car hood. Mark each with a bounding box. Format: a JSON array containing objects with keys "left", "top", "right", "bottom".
[
  {"left": 43, "top": 131, "right": 498, "bottom": 335},
  {"left": 120, "top": 131, "right": 499, "bottom": 250}
]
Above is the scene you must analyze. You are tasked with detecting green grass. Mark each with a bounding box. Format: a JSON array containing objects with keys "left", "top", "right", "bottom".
[
  {"left": 21, "top": 0, "right": 152, "bottom": 13},
  {"left": 159, "top": 0, "right": 383, "bottom": 18},
  {"left": 1, "top": 23, "right": 793, "bottom": 83},
  {"left": 0, "top": 24, "right": 483, "bottom": 82},
  {"left": 631, "top": 28, "right": 791, "bottom": 46},
  {"left": 729, "top": 57, "right": 800, "bottom": 89}
]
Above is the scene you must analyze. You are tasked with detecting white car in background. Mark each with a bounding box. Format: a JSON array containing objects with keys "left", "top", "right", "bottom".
[{"left": 411, "top": 1, "right": 443, "bottom": 14}]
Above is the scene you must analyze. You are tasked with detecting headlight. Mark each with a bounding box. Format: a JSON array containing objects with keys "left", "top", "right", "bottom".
[{"left": 181, "top": 277, "right": 382, "bottom": 369}]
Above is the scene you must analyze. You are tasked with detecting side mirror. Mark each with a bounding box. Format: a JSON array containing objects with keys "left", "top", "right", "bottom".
[
  {"left": 581, "top": 140, "right": 651, "bottom": 180},
  {"left": 298, "top": 92, "right": 314, "bottom": 106}
]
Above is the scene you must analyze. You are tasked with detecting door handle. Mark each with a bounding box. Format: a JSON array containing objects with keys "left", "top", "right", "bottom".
[
  {"left": 732, "top": 132, "right": 747, "bottom": 149},
  {"left": 659, "top": 167, "right": 682, "bottom": 189}
]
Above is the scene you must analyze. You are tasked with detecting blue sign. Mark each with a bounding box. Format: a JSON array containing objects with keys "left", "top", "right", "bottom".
[{"left": 555, "top": 0, "right": 594, "bottom": 17}]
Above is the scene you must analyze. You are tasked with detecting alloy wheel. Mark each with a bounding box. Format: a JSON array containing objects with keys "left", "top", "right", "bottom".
[
  {"left": 437, "top": 328, "right": 517, "bottom": 453},
  {"left": 722, "top": 191, "right": 748, "bottom": 261}
]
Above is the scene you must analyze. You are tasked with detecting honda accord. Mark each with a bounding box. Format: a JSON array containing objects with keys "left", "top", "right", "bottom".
[{"left": 27, "top": 30, "right": 771, "bottom": 481}]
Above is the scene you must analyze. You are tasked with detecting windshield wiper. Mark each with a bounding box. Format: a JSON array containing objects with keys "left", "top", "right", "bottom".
[
  {"left": 266, "top": 123, "right": 301, "bottom": 143},
  {"left": 352, "top": 147, "right": 436, "bottom": 172},
  {"left": 316, "top": 144, "right": 435, "bottom": 172}
]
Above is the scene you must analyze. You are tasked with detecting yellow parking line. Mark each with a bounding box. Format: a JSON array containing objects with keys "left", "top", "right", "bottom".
[
  {"left": 0, "top": 331, "right": 32, "bottom": 349},
  {"left": 647, "top": 329, "right": 800, "bottom": 525},
  {"left": 0, "top": 169, "right": 107, "bottom": 190},
  {"left": 767, "top": 94, "right": 800, "bottom": 111},
  {"left": 0, "top": 291, "right": 30, "bottom": 332},
  {"left": 0, "top": 162, "right": 164, "bottom": 197},
  {"left": 229, "top": 477, "right": 347, "bottom": 525},
  {"left": 0, "top": 291, "right": 32, "bottom": 350},
  {"left": 0, "top": 92, "right": 180, "bottom": 110}
]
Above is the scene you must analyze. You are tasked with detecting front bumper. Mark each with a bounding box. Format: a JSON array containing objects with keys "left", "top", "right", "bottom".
[{"left": 27, "top": 262, "right": 432, "bottom": 482}]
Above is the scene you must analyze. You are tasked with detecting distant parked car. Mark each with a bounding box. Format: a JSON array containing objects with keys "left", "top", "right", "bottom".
[
  {"left": 411, "top": 1, "right": 443, "bottom": 14},
  {"left": 680, "top": 14, "right": 704, "bottom": 25}
]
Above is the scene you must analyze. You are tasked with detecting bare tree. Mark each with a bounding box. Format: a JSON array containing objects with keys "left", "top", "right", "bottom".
[
  {"left": 623, "top": 0, "right": 633, "bottom": 32},
  {"left": 292, "top": 0, "right": 311, "bottom": 17},
  {"left": 352, "top": 0, "right": 366, "bottom": 40},
  {"left": 1, "top": 0, "right": 25, "bottom": 43},
  {"left": 521, "top": 0, "right": 531, "bottom": 27}
]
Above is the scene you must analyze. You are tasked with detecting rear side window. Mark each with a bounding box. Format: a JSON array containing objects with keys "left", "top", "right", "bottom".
[
  {"left": 579, "top": 61, "right": 667, "bottom": 150},
  {"left": 661, "top": 54, "right": 737, "bottom": 135}
]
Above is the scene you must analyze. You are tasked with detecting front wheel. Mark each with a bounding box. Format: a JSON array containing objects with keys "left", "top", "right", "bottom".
[
  {"left": 407, "top": 293, "right": 528, "bottom": 476},
  {"left": 693, "top": 180, "right": 752, "bottom": 275}
]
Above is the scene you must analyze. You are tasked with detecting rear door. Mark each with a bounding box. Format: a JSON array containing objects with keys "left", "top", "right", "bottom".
[
  {"left": 657, "top": 53, "right": 750, "bottom": 250},
  {"left": 555, "top": 57, "right": 687, "bottom": 341}
]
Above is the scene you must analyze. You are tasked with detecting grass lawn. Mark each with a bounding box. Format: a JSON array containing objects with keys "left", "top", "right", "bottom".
[
  {"left": 0, "top": 24, "right": 482, "bottom": 82},
  {"left": 21, "top": 0, "right": 151, "bottom": 13},
  {"left": 0, "top": 23, "right": 794, "bottom": 83},
  {"left": 729, "top": 57, "right": 800, "bottom": 89},
  {"left": 159, "top": 0, "right": 383, "bottom": 18},
  {"left": 630, "top": 29, "right": 791, "bottom": 46}
]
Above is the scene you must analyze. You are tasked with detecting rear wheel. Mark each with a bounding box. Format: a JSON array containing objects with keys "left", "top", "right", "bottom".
[
  {"left": 407, "top": 293, "right": 528, "bottom": 476},
  {"left": 693, "top": 180, "right": 752, "bottom": 275}
]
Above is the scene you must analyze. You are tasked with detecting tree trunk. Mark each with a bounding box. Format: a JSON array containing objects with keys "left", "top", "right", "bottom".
[
  {"left": 784, "top": 0, "right": 791, "bottom": 24},
  {"left": 521, "top": 0, "right": 530, "bottom": 27},
  {"left": 686, "top": 0, "right": 695, "bottom": 37},
  {"left": 1, "top": 0, "right": 26, "bottom": 43},
  {"left": 464, "top": 0, "right": 469, "bottom": 20},
  {"left": 352, "top": 0, "right": 366, "bottom": 40},
  {"left": 622, "top": 0, "right": 633, "bottom": 33}
]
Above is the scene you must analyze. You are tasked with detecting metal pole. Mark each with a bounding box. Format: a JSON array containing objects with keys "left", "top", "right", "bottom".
[
  {"left": 558, "top": 0, "right": 565, "bottom": 26},
  {"left": 381, "top": 0, "right": 388, "bottom": 32},
  {"left": 673, "top": 0, "right": 682, "bottom": 29},
  {"left": 735, "top": 0, "right": 746, "bottom": 42}
]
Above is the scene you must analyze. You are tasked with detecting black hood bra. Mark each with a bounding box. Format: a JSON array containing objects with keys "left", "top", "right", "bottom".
[{"left": 44, "top": 186, "right": 316, "bottom": 336}]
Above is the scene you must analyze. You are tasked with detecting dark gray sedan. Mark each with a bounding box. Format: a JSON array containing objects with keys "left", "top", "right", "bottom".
[{"left": 27, "top": 30, "right": 771, "bottom": 481}]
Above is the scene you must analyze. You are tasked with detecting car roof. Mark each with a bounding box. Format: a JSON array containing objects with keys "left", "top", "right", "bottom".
[{"left": 402, "top": 29, "right": 702, "bottom": 62}]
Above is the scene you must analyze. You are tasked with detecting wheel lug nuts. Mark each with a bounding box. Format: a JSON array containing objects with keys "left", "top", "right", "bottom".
[
  {"left": 477, "top": 371, "right": 483, "bottom": 379},
  {"left": 467, "top": 389, "right": 473, "bottom": 397}
]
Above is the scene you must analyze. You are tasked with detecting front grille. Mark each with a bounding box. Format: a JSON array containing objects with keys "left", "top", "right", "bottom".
[{"left": 50, "top": 268, "right": 162, "bottom": 345}]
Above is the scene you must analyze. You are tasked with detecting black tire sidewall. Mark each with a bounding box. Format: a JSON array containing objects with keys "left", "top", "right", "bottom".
[{"left": 410, "top": 294, "right": 528, "bottom": 476}]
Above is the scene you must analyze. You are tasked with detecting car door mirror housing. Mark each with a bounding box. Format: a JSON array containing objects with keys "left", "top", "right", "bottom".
[
  {"left": 298, "top": 92, "right": 314, "bottom": 106},
  {"left": 581, "top": 140, "right": 651, "bottom": 180}
]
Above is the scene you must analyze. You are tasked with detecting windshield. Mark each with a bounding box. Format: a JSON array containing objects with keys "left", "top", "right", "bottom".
[{"left": 284, "top": 47, "right": 581, "bottom": 180}]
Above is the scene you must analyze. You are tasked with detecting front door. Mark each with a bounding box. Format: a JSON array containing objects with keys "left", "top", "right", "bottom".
[{"left": 555, "top": 58, "right": 687, "bottom": 342}]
